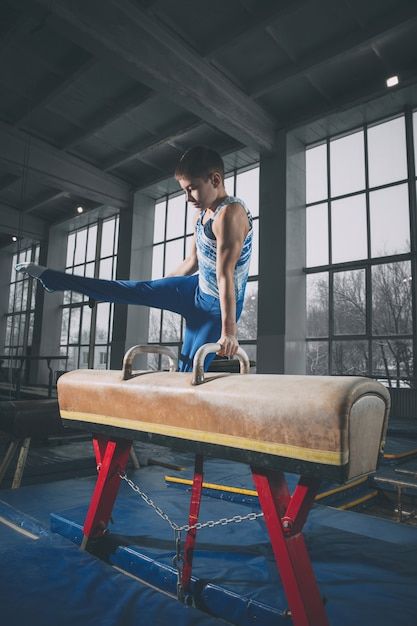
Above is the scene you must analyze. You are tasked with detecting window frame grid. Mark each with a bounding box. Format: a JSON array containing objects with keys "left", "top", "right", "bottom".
[
  {"left": 60, "top": 215, "right": 119, "bottom": 371},
  {"left": 305, "top": 110, "right": 416, "bottom": 385},
  {"left": 5, "top": 243, "right": 40, "bottom": 357}
]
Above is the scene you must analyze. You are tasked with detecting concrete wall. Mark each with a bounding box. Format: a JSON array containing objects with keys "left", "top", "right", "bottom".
[
  {"left": 110, "top": 192, "right": 155, "bottom": 370},
  {"left": 285, "top": 132, "right": 306, "bottom": 374},
  {"left": 257, "top": 132, "right": 287, "bottom": 373},
  {"left": 36, "top": 222, "right": 68, "bottom": 383},
  {"left": 256, "top": 130, "right": 306, "bottom": 374}
]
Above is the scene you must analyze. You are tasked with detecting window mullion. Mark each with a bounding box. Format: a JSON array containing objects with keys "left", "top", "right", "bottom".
[
  {"left": 364, "top": 124, "right": 372, "bottom": 376},
  {"left": 405, "top": 108, "right": 417, "bottom": 386},
  {"left": 89, "top": 220, "right": 103, "bottom": 369},
  {"left": 327, "top": 139, "right": 332, "bottom": 372}
]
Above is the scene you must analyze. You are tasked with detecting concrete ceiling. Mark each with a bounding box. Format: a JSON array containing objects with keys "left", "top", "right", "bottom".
[{"left": 1, "top": 0, "right": 417, "bottom": 245}]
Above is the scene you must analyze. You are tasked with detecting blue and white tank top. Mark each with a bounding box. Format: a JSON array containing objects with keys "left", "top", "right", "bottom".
[{"left": 195, "top": 195, "right": 253, "bottom": 302}]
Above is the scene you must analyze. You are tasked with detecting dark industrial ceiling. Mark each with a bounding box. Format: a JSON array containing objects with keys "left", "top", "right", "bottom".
[{"left": 2, "top": 0, "right": 417, "bottom": 245}]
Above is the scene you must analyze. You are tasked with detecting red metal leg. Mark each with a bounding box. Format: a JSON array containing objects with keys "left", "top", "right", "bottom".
[
  {"left": 92, "top": 436, "right": 107, "bottom": 468},
  {"left": 252, "top": 468, "right": 329, "bottom": 626},
  {"left": 283, "top": 475, "right": 321, "bottom": 535},
  {"left": 180, "top": 454, "right": 204, "bottom": 596},
  {"left": 81, "top": 438, "right": 132, "bottom": 549}
]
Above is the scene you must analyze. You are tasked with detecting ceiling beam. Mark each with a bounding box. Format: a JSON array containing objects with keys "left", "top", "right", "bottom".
[
  {"left": 203, "top": 0, "right": 310, "bottom": 60},
  {"left": 0, "top": 202, "right": 47, "bottom": 240},
  {"left": 141, "top": 6, "right": 250, "bottom": 91},
  {"left": 0, "top": 121, "right": 131, "bottom": 209},
  {"left": 264, "top": 20, "right": 335, "bottom": 107},
  {"left": 1, "top": 76, "right": 128, "bottom": 163},
  {"left": 0, "top": 12, "right": 47, "bottom": 55},
  {"left": 13, "top": 55, "right": 96, "bottom": 126},
  {"left": 22, "top": 190, "right": 69, "bottom": 214},
  {"left": 340, "top": 0, "right": 390, "bottom": 72},
  {"left": 250, "top": 2, "right": 417, "bottom": 98},
  {"left": 0, "top": 173, "right": 21, "bottom": 192},
  {"left": 103, "top": 117, "right": 202, "bottom": 171},
  {"left": 62, "top": 85, "right": 155, "bottom": 149},
  {"left": 35, "top": 0, "right": 276, "bottom": 152}
]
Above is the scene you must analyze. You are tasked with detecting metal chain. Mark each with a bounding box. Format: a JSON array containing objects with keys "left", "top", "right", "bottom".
[
  {"left": 119, "top": 472, "right": 263, "bottom": 532},
  {"left": 172, "top": 531, "right": 184, "bottom": 600}
]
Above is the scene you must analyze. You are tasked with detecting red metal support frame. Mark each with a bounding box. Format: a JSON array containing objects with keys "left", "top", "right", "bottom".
[
  {"left": 92, "top": 436, "right": 108, "bottom": 469},
  {"left": 283, "top": 475, "right": 321, "bottom": 535},
  {"left": 82, "top": 439, "right": 326, "bottom": 623},
  {"left": 251, "top": 467, "right": 329, "bottom": 626},
  {"left": 180, "top": 453, "right": 204, "bottom": 597},
  {"left": 81, "top": 437, "right": 132, "bottom": 550}
]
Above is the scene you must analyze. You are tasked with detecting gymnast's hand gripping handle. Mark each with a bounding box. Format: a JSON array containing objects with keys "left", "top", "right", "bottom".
[
  {"left": 123, "top": 344, "right": 178, "bottom": 379},
  {"left": 191, "top": 343, "right": 250, "bottom": 386}
]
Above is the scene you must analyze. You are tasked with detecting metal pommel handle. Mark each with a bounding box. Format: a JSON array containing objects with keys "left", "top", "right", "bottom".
[
  {"left": 191, "top": 343, "right": 250, "bottom": 386},
  {"left": 123, "top": 344, "right": 177, "bottom": 380}
]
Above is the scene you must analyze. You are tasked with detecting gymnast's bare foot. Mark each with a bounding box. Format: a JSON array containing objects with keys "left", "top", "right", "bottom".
[{"left": 15, "top": 262, "right": 46, "bottom": 278}]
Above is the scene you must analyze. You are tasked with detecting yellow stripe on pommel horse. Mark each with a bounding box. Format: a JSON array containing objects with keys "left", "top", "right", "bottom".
[{"left": 57, "top": 343, "right": 390, "bottom": 626}]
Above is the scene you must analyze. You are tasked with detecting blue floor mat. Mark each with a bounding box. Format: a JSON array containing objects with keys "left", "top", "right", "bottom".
[
  {"left": 2, "top": 456, "right": 417, "bottom": 626},
  {"left": 0, "top": 499, "right": 230, "bottom": 626}
]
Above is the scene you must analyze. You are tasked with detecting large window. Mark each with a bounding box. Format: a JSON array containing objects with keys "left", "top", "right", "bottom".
[
  {"left": 59, "top": 215, "right": 119, "bottom": 371},
  {"left": 306, "top": 113, "right": 415, "bottom": 387},
  {"left": 4, "top": 244, "right": 40, "bottom": 357},
  {"left": 148, "top": 165, "right": 259, "bottom": 369}
]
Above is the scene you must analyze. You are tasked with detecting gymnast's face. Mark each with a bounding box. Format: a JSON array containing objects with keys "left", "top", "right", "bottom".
[{"left": 177, "top": 173, "right": 222, "bottom": 211}]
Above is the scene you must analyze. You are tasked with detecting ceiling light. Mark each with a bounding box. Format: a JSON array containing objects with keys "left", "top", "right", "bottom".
[
  {"left": 386, "top": 75, "right": 399, "bottom": 88},
  {"left": 12, "top": 236, "right": 17, "bottom": 242},
  {"left": 76, "top": 205, "right": 84, "bottom": 214}
]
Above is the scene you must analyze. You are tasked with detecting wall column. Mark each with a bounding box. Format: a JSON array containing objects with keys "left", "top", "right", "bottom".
[
  {"left": 110, "top": 192, "right": 155, "bottom": 370},
  {"left": 257, "top": 133, "right": 287, "bottom": 373},
  {"left": 285, "top": 132, "right": 307, "bottom": 374},
  {"left": 37, "top": 223, "right": 68, "bottom": 383},
  {"left": 257, "top": 131, "right": 306, "bottom": 374}
]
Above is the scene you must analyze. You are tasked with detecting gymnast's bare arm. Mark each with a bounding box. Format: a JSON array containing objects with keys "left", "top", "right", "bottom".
[{"left": 213, "top": 202, "right": 249, "bottom": 358}]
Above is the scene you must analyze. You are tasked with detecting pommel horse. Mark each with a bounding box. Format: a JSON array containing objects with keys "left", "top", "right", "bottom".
[{"left": 57, "top": 344, "right": 390, "bottom": 626}]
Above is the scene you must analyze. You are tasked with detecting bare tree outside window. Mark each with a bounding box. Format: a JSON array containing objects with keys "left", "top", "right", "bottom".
[
  {"left": 305, "top": 263, "right": 413, "bottom": 385},
  {"left": 332, "top": 341, "right": 369, "bottom": 376},
  {"left": 306, "top": 341, "right": 328, "bottom": 375},
  {"left": 334, "top": 270, "right": 365, "bottom": 335},
  {"left": 306, "top": 273, "right": 328, "bottom": 337},
  {"left": 372, "top": 262, "right": 412, "bottom": 336}
]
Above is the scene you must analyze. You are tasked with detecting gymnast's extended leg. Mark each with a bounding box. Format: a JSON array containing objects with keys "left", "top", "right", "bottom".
[
  {"left": 15, "top": 263, "right": 213, "bottom": 371},
  {"left": 15, "top": 263, "right": 197, "bottom": 317}
]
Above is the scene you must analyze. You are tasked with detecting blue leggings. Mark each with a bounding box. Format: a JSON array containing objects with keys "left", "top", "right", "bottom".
[{"left": 40, "top": 270, "right": 243, "bottom": 372}]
